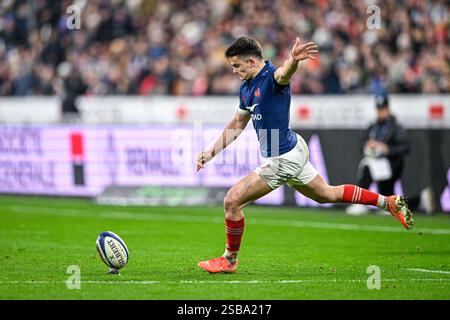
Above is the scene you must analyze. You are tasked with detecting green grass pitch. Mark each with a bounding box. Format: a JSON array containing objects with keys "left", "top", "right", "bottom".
[{"left": 1, "top": 195, "right": 449, "bottom": 300}]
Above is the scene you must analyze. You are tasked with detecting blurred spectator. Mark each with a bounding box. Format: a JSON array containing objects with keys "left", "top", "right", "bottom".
[
  {"left": 56, "top": 62, "right": 87, "bottom": 120},
  {"left": 0, "top": 0, "right": 448, "bottom": 96},
  {"left": 346, "top": 95, "right": 410, "bottom": 216}
]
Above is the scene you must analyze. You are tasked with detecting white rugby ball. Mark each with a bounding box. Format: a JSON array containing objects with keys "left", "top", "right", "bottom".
[{"left": 96, "top": 231, "right": 129, "bottom": 270}]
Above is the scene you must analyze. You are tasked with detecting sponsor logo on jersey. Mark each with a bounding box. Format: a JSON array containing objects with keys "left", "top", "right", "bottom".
[
  {"left": 246, "top": 103, "right": 258, "bottom": 113},
  {"left": 246, "top": 103, "right": 262, "bottom": 120}
]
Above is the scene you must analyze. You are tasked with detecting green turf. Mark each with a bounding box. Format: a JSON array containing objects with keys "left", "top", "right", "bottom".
[{"left": 0, "top": 195, "right": 449, "bottom": 299}]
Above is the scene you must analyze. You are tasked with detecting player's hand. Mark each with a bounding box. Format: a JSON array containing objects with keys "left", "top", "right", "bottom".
[
  {"left": 291, "top": 37, "right": 319, "bottom": 62},
  {"left": 196, "top": 150, "right": 214, "bottom": 171}
]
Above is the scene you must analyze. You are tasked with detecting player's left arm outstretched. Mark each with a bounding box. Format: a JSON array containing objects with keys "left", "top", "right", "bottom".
[{"left": 274, "top": 37, "right": 319, "bottom": 85}]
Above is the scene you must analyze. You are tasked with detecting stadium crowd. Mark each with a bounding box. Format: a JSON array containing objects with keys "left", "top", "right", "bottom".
[{"left": 0, "top": 0, "right": 448, "bottom": 97}]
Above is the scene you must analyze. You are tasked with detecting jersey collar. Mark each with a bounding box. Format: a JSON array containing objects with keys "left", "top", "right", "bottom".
[{"left": 246, "top": 60, "right": 272, "bottom": 85}]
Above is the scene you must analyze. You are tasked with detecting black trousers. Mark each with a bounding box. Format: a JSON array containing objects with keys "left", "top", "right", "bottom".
[{"left": 357, "top": 160, "right": 404, "bottom": 196}]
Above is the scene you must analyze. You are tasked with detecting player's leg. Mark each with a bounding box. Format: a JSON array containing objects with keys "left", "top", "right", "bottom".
[
  {"left": 224, "top": 172, "right": 274, "bottom": 220},
  {"left": 293, "top": 173, "right": 387, "bottom": 207},
  {"left": 197, "top": 172, "right": 273, "bottom": 273},
  {"left": 346, "top": 164, "right": 373, "bottom": 215},
  {"left": 285, "top": 133, "right": 413, "bottom": 229},
  {"left": 291, "top": 170, "right": 414, "bottom": 229},
  {"left": 223, "top": 172, "right": 273, "bottom": 262}
]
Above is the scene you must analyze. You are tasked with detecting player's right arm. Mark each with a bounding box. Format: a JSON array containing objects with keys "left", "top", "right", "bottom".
[
  {"left": 196, "top": 110, "right": 251, "bottom": 171},
  {"left": 274, "top": 37, "right": 318, "bottom": 85}
]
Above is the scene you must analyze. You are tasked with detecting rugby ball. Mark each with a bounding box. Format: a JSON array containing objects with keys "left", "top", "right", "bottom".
[{"left": 96, "top": 231, "right": 129, "bottom": 270}]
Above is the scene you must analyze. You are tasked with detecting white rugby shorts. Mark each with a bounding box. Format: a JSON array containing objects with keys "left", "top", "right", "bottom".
[{"left": 254, "top": 134, "right": 318, "bottom": 189}]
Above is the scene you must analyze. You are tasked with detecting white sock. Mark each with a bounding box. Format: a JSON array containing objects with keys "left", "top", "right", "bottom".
[
  {"left": 223, "top": 249, "right": 237, "bottom": 264},
  {"left": 376, "top": 195, "right": 388, "bottom": 210}
]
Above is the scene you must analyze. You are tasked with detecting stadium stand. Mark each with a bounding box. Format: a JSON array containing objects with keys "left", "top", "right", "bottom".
[{"left": 0, "top": 0, "right": 448, "bottom": 97}]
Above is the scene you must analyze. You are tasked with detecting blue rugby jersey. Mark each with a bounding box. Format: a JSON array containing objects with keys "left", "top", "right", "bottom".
[{"left": 238, "top": 61, "right": 297, "bottom": 157}]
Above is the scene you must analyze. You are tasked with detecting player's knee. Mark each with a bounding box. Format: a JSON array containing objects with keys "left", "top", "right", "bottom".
[{"left": 223, "top": 190, "right": 241, "bottom": 211}]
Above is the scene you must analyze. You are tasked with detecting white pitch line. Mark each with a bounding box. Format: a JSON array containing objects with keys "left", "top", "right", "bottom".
[
  {"left": 180, "top": 280, "right": 306, "bottom": 284},
  {"left": 8, "top": 205, "right": 450, "bottom": 235},
  {"left": 0, "top": 280, "right": 160, "bottom": 285},
  {"left": 406, "top": 268, "right": 450, "bottom": 274},
  {"left": 1, "top": 278, "right": 450, "bottom": 285},
  {"left": 133, "top": 278, "right": 432, "bottom": 283},
  {"left": 83, "top": 280, "right": 161, "bottom": 284}
]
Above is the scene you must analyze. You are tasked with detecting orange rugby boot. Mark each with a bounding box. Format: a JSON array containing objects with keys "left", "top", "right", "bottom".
[{"left": 197, "top": 256, "right": 239, "bottom": 273}]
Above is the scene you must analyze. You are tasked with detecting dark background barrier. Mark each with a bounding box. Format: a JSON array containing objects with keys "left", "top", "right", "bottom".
[{"left": 292, "top": 129, "right": 450, "bottom": 212}]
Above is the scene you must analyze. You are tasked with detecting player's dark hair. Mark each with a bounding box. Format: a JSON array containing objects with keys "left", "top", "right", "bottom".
[{"left": 225, "top": 36, "right": 263, "bottom": 60}]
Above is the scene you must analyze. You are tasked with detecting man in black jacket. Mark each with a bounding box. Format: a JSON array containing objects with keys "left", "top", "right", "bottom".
[{"left": 347, "top": 95, "right": 410, "bottom": 215}]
